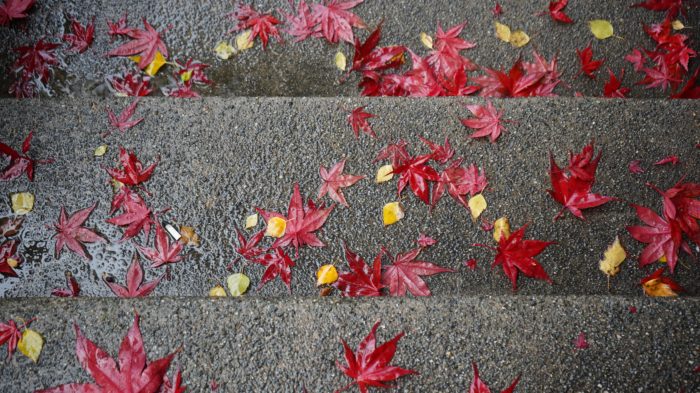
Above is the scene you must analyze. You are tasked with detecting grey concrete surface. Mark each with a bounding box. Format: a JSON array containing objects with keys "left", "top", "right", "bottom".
[
  {"left": 0, "top": 296, "right": 698, "bottom": 392},
  {"left": 0, "top": 97, "right": 698, "bottom": 297},
  {"left": 0, "top": 0, "right": 698, "bottom": 97}
]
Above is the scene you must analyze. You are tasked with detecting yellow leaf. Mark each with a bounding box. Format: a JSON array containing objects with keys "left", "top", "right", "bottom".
[
  {"left": 589, "top": 20, "right": 614, "bottom": 40},
  {"left": 236, "top": 30, "right": 254, "bottom": 51},
  {"left": 420, "top": 32, "right": 433, "bottom": 49},
  {"left": 111, "top": 179, "right": 124, "bottom": 192},
  {"left": 132, "top": 51, "right": 166, "bottom": 77},
  {"left": 335, "top": 51, "right": 346, "bottom": 71},
  {"left": 214, "top": 41, "right": 236, "bottom": 60},
  {"left": 179, "top": 226, "right": 200, "bottom": 247},
  {"left": 7, "top": 258, "right": 20, "bottom": 268},
  {"left": 468, "top": 194, "right": 487, "bottom": 221},
  {"left": 383, "top": 202, "right": 404, "bottom": 226},
  {"left": 495, "top": 21, "right": 512, "bottom": 42},
  {"left": 94, "top": 145, "right": 108, "bottom": 157},
  {"left": 11, "top": 192, "right": 34, "bottom": 215},
  {"left": 226, "top": 273, "right": 250, "bottom": 296},
  {"left": 493, "top": 217, "right": 510, "bottom": 242},
  {"left": 659, "top": 255, "right": 667, "bottom": 263},
  {"left": 642, "top": 279, "right": 679, "bottom": 297},
  {"left": 376, "top": 165, "right": 394, "bottom": 183},
  {"left": 209, "top": 285, "right": 227, "bottom": 297},
  {"left": 245, "top": 214, "right": 258, "bottom": 229},
  {"left": 265, "top": 217, "right": 287, "bottom": 238},
  {"left": 316, "top": 264, "right": 338, "bottom": 286},
  {"left": 509, "top": 30, "right": 530, "bottom": 48},
  {"left": 672, "top": 20, "right": 685, "bottom": 30},
  {"left": 180, "top": 70, "right": 193, "bottom": 83},
  {"left": 599, "top": 236, "right": 626, "bottom": 277},
  {"left": 18, "top": 329, "right": 43, "bottom": 363}
]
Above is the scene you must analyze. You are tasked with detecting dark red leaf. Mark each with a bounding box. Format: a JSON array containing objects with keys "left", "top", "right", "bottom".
[
  {"left": 136, "top": 222, "right": 183, "bottom": 268},
  {"left": 0, "top": 216, "right": 24, "bottom": 238},
  {"left": 105, "top": 98, "right": 144, "bottom": 135},
  {"left": 671, "top": 67, "right": 700, "bottom": 99},
  {"left": 108, "top": 71, "right": 152, "bottom": 97},
  {"left": 632, "top": 0, "right": 687, "bottom": 19},
  {"left": 432, "top": 160, "right": 487, "bottom": 209},
  {"left": 1, "top": 130, "right": 53, "bottom": 181},
  {"left": 373, "top": 140, "right": 410, "bottom": 168},
  {"left": 573, "top": 332, "right": 589, "bottom": 349},
  {"left": 162, "top": 81, "right": 201, "bottom": 99},
  {"left": 255, "top": 247, "right": 296, "bottom": 292},
  {"left": 628, "top": 160, "right": 645, "bottom": 174},
  {"left": 161, "top": 369, "right": 187, "bottom": 393},
  {"left": 393, "top": 154, "right": 439, "bottom": 204},
  {"left": 347, "top": 106, "right": 376, "bottom": 138},
  {"left": 51, "top": 271, "right": 81, "bottom": 297},
  {"left": 334, "top": 243, "right": 384, "bottom": 297},
  {"left": 106, "top": 147, "right": 158, "bottom": 187},
  {"left": 425, "top": 21, "right": 477, "bottom": 80},
  {"left": 0, "top": 239, "right": 22, "bottom": 277},
  {"left": 175, "top": 58, "right": 212, "bottom": 85},
  {"left": 627, "top": 204, "right": 683, "bottom": 273},
  {"left": 53, "top": 202, "right": 106, "bottom": 261},
  {"left": 419, "top": 136, "right": 454, "bottom": 164},
  {"left": 104, "top": 253, "right": 163, "bottom": 297},
  {"left": 416, "top": 233, "right": 437, "bottom": 248},
  {"left": 106, "top": 188, "right": 154, "bottom": 242},
  {"left": 492, "top": 2, "right": 503, "bottom": 17},
  {"left": 381, "top": 247, "right": 454, "bottom": 296},
  {"left": 654, "top": 155, "right": 679, "bottom": 166},
  {"left": 469, "top": 362, "right": 520, "bottom": 393},
  {"left": 638, "top": 59, "right": 682, "bottom": 91},
  {"left": 310, "top": 0, "right": 366, "bottom": 44},
  {"left": 318, "top": 160, "right": 364, "bottom": 207},
  {"left": 464, "top": 258, "right": 477, "bottom": 270},
  {"left": 233, "top": 228, "right": 265, "bottom": 262},
  {"left": 647, "top": 179, "right": 700, "bottom": 246},
  {"left": 0, "top": 0, "right": 34, "bottom": 25},
  {"left": 547, "top": 0, "right": 573, "bottom": 23},
  {"left": 106, "top": 18, "right": 168, "bottom": 69},
  {"left": 107, "top": 13, "right": 131, "bottom": 37},
  {"left": 603, "top": 68, "right": 631, "bottom": 98},
  {"left": 227, "top": 2, "right": 282, "bottom": 49},
  {"left": 576, "top": 44, "right": 604, "bottom": 79},
  {"left": 349, "top": 23, "right": 405, "bottom": 74},
  {"left": 63, "top": 17, "right": 95, "bottom": 53}
]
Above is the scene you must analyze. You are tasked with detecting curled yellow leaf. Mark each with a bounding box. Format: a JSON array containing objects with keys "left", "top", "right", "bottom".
[
  {"left": 495, "top": 21, "right": 512, "bottom": 42},
  {"left": 94, "top": 145, "right": 108, "bottom": 157},
  {"left": 335, "top": 51, "right": 347, "bottom": 71},
  {"left": 383, "top": 202, "right": 404, "bottom": 226},
  {"left": 227, "top": 273, "right": 250, "bottom": 296},
  {"left": 589, "top": 20, "right": 614, "bottom": 40},
  {"left": 316, "top": 264, "right": 339, "bottom": 286},
  {"left": 599, "top": 236, "right": 626, "bottom": 277},
  {"left": 265, "top": 217, "right": 287, "bottom": 238},
  {"left": 11, "top": 192, "right": 34, "bottom": 215},
  {"left": 376, "top": 165, "right": 394, "bottom": 183},
  {"left": 18, "top": 329, "right": 44, "bottom": 363},
  {"left": 493, "top": 217, "right": 510, "bottom": 242},
  {"left": 420, "top": 32, "right": 433, "bottom": 49},
  {"left": 245, "top": 214, "right": 259, "bottom": 229},
  {"left": 214, "top": 41, "right": 235, "bottom": 60},
  {"left": 509, "top": 30, "right": 530, "bottom": 48},
  {"left": 468, "top": 194, "right": 487, "bottom": 221},
  {"left": 209, "top": 285, "right": 227, "bottom": 297},
  {"left": 131, "top": 51, "right": 166, "bottom": 77},
  {"left": 671, "top": 20, "right": 685, "bottom": 30},
  {"left": 236, "top": 30, "right": 254, "bottom": 51},
  {"left": 642, "top": 279, "right": 679, "bottom": 297}
]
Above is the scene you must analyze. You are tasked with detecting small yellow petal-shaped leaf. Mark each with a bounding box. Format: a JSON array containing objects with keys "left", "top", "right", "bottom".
[
  {"left": 7, "top": 258, "right": 20, "bottom": 268},
  {"left": 642, "top": 279, "right": 679, "bottom": 297},
  {"left": 599, "top": 236, "right": 626, "bottom": 277},
  {"left": 335, "top": 51, "right": 346, "bottom": 71},
  {"left": 214, "top": 41, "right": 236, "bottom": 60},
  {"left": 245, "top": 214, "right": 258, "bottom": 229},
  {"left": 589, "top": 20, "right": 614, "bottom": 40},
  {"left": 265, "top": 217, "right": 287, "bottom": 238},
  {"left": 383, "top": 202, "right": 404, "bottom": 226},
  {"left": 209, "top": 285, "right": 227, "bottom": 297},
  {"left": 493, "top": 217, "right": 511, "bottom": 242},
  {"left": 226, "top": 273, "right": 250, "bottom": 296},
  {"left": 180, "top": 70, "right": 193, "bottom": 83},
  {"left": 671, "top": 20, "right": 685, "bottom": 30},
  {"left": 143, "top": 51, "right": 166, "bottom": 77},
  {"left": 179, "top": 226, "right": 200, "bottom": 247},
  {"left": 509, "top": 30, "right": 530, "bottom": 48},
  {"left": 236, "top": 30, "right": 254, "bottom": 51},
  {"left": 468, "top": 194, "right": 487, "bottom": 221},
  {"left": 659, "top": 255, "right": 667, "bottom": 263},
  {"left": 18, "top": 329, "right": 43, "bottom": 363},
  {"left": 11, "top": 192, "right": 34, "bottom": 215},
  {"left": 111, "top": 179, "right": 124, "bottom": 192},
  {"left": 420, "top": 32, "right": 433, "bottom": 49},
  {"left": 94, "top": 145, "right": 108, "bottom": 157},
  {"left": 495, "top": 21, "right": 512, "bottom": 42},
  {"left": 316, "top": 264, "right": 339, "bottom": 286},
  {"left": 376, "top": 165, "right": 394, "bottom": 183}
]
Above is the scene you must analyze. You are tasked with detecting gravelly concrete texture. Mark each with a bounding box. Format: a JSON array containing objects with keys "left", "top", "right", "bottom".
[
  {"left": 0, "top": 97, "right": 698, "bottom": 297},
  {"left": 0, "top": 0, "right": 698, "bottom": 97},
  {"left": 0, "top": 296, "right": 698, "bottom": 392}
]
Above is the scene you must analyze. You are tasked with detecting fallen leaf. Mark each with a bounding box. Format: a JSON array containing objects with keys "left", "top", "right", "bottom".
[
  {"left": 420, "top": 32, "right": 433, "bottom": 48},
  {"left": 255, "top": 247, "right": 295, "bottom": 292},
  {"left": 493, "top": 217, "right": 511, "bottom": 242},
  {"left": 672, "top": 20, "right": 685, "bottom": 30},
  {"left": 318, "top": 160, "right": 365, "bottom": 207},
  {"left": 470, "top": 362, "right": 520, "bottom": 393},
  {"left": 310, "top": 0, "right": 366, "bottom": 44},
  {"left": 494, "top": 21, "right": 511, "bottom": 42},
  {"left": 334, "top": 243, "right": 384, "bottom": 297},
  {"left": 94, "top": 145, "right": 108, "bottom": 157},
  {"left": 106, "top": 18, "right": 168, "bottom": 69},
  {"left": 214, "top": 41, "right": 235, "bottom": 59},
  {"left": 52, "top": 271, "right": 81, "bottom": 297},
  {"left": 316, "top": 264, "right": 338, "bottom": 285},
  {"left": 573, "top": 332, "right": 589, "bottom": 349},
  {"left": 0, "top": 216, "right": 24, "bottom": 237},
  {"left": 245, "top": 214, "right": 258, "bottom": 229},
  {"left": 432, "top": 161, "right": 487, "bottom": 210},
  {"left": 599, "top": 236, "right": 626, "bottom": 277},
  {"left": 347, "top": 106, "right": 376, "bottom": 138},
  {"left": 603, "top": 68, "right": 631, "bottom": 98},
  {"left": 233, "top": 228, "right": 265, "bottom": 262},
  {"left": 53, "top": 202, "right": 106, "bottom": 261},
  {"left": 0, "top": 239, "right": 22, "bottom": 277},
  {"left": 393, "top": 154, "right": 439, "bottom": 204},
  {"left": 335, "top": 51, "right": 347, "bottom": 71},
  {"left": 131, "top": 50, "right": 166, "bottom": 77},
  {"left": 105, "top": 99, "right": 144, "bottom": 135},
  {"left": 0, "top": 0, "right": 35, "bottom": 25},
  {"left": 419, "top": 136, "right": 455, "bottom": 165},
  {"left": 628, "top": 160, "right": 645, "bottom": 174},
  {"left": 383, "top": 202, "right": 404, "bottom": 226},
  {"left": 464, "top": 258, "right": 477, "bottom": 270},
  {"left": 417, "top": 233, "right": 437, "bottom": 248},
  {"left": 627, "top": 204, "right": 683, "bottom": 273},
  {"left": 509, "top": 30, "right": 530, "bottom": 48},
  {"left": 646, "top": 179, "right": 700, "bottom": 245},
  {"left": 335, "top": 320, "right": 416, "bottom": 392},
  {"left": 226, "top": 272, "right": 250, "bottom": 296},
  {"left": 209, "top": 285, "right": 227, "bottom": 297},
  {"left": 264, "top": 216, "right": 287, "bottom": 238},
  {"left": 461, "top": 101, "right": 507, "bottom": 143},
  {"left": 179, "top": 226, "right": 200, "bottom": 247},
  {"left": 376, "top": 164, "right": 394, "bottom": 183},
  {"left": 279, "top": 0, "right": 315, "bottom": 42},
  {"left": 227, "top": 3, "right": 281, "bottom": 49},
  {"left": 17, "top": 328, "right": 42, "bottom": 362},
  {"left": 547, "top": 0, "right": 573, "bottom": 23},
  {"left": 103, "top": 253, "right": 164, "bottom": 298},
  {"left": 382, "top": 247, "right": 454, "bottom": 296},
  {"left": 468, "top": 194, "right": 487, "bottom": 220},
  {"left": 589, "top": 20, "right": 614, "bottom": 40},
  {"left": 1, "top": 130, "right": 53, "bottom": 181},
  {"left": 10, "top": 192, "right": 34, "bottom": 215},
  {"left": 235, "top": 30, "right": 254, "bottom": 51},
  {"left": 576, "top": 44, "right": 605, "bottom": 79},
  {"left": 62, "top": 17, "right": 95, "bottom": 53},
  {"left": 0, "top": 318, "right": 23, "bottom": 357},
  {"left": 106, "top": 147, "right": 158, "bottom": 187},
  {"left": 106, "top": 188, "right": 154, "bottom": 242},
  {"left": 492, "top": 2, "right": 503, "bottom": 17},
  {"left": 654, "top": 155, "right": 679, "bottom": 166},
  {"left": 135, "top": 222, "right": 183, "bottom": 268},
  {"left": 641, "top": 267, "right": 683, "bottom": 297}
]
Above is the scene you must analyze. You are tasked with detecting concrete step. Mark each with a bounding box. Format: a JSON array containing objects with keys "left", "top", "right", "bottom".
[
  {"left": 0, "top": 0, "right": 698, "bottom": 97},
  {"left": 0, "top": 97, "right": 698, "bottom": 297},
  {"left": 0, "top": 296, "right": 698, "bottom": 392}
]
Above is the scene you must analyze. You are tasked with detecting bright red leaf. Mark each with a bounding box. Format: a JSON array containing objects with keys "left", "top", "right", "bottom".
[
  {"left": 476, "top": 53, "right": 561, "bottom": 97},
  {"left": 255, "top": 247, "right": 296, "bottom": 292},
  {"left": 461, "top": 101, "right": 507, "bottom": 143},
  {"left": 233, "top": 228, "right": 265, "bottom": 262},
  {"left": 136, "top": 222, "right": 183, "bottom": 268},
  {"left": 469, "top": 362, "right": 520, "bottom": 393},
  {"left": 318, "top": 160, "right": 365, "bottom": 207},
  {"left": 492, "top": 2, "right": 503, "bottom": 17},
  {"left": 576, "top": 44, "right": 604, "bottom": 79},
  {"left": 347, "top": 106, "right": 376, "bottom": 138},
  {"left": 632, "top": 0, "right": 687, "bottom": 18},
  {"left": 334, "top": 243, "right": 384, "bottom": 297},
  {"left": 393, "top": 154, "right": 439, "bottom": 205},
  {"left": 106, "top": 188, "right": 154, "bottom": 242},
  {"left": 311, "top": 0, "right": 366, "bottom": 44},
  {"left": 0, "top": 239, "right": 22, "bottom": 277},
  {"left": 627, "top": 204, "right": 683, "bottom": 273},
  {"left": 106, "top": 147, "right": 158, "bottom": 187},
  {"left": 381, "top": 247, "right": 454, "bottom": 296},
  {"left": 108, "top": 71, "right": 152, "bottom": 97},
  {"left": 1, "top": 130, "right": 52, "bottom": 181},
  {"left": 638, "top": 59, "right": 682, "bottom": 91},
  {"left": 416, "top": 233, "right": 437, "bottom": 248},
  {"left": 51, "top": 271, "right": 81, "bottom": 297},
  {"left": 426, "top": 21, "right": 477, "bottom": 80},
  {"left": 432, "top": 160, "right": 487, "bottom": 210},
  {"left": 36, "top": 314, "right": 179, "bottom": 393},
  {"left": 573, "top": 332, "right": 589, "bottom": 349},
  {"left": 104, "top": 253, "right": 164, "bottom": 298},
  {"left": 547, "top": 0, "right": 573, "bottom": 23},
  {"left": 672, "top": 67, "right": 700, "bottom": 99},
  {"left": 625, "top": 49, "right": 645, "bottom": 72},
  {"left": 0, "top": 0, "right": 34, "bottom": 25},
  {"left": 256, "top": 183, "right": 335, "bottom": 256},
  {"left": 419, "top": 136, "right": 454, "bottom": 164},
  {"left": 628, "top": 160, "right": 645, "bottom": 174},
  {"left": 648, "top": 179, "right": 700, "bottom": 244},
  {"left": 474, "top": 224, "right": 554, "bottom": 290},
  {"left": 63, "top": 17, "right": 95, "bottom": 53},
  {"left": 603, "top": 68, "right": 631, "bottom": 98},
  {"left": 105, "top": 98, "right": 144, "bottom": 135},
  {"left": 228, "top": 2, "right": 282, "bottom": 49},
  {"left": 336, "top": 320, "right": 416, "bottom": 393},
  {"left": 106, "top": 18, "right": 168, "bottom": 69},
  {"left": 53, "top": 202, "right": 106, "bottom": 261},
  {"left": 280, "top": 0, "right": 315, "bottom": 42},
  {"left": 0, "top": 318, "right": 34, "bottom": 359},
  {"left": 12, "top": 39, "right": 60, "bottom": 83},
  {"left": 349, "top": 23, "right": 405, "bottom": 74},
  {"left": 464, "top": 258, "right": 477, "bottom": 270},
  {"left": 654, "top": 155, "right": 679, "bottom": 166},
  {"left": 374, "top": 140, "right": 410, "bottom": 168}
]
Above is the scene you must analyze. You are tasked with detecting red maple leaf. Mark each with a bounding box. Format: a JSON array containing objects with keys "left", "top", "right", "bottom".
[
  {"left": 573, "top": 332, "right": 589, "bottom": 349},
  {"left": 311, "top": 0, "right": 366, "bottom": 44},
  {"left": 233, "top": 228, "right": 265, "bottom": 262},
  {"left": 547, "top": 0, "right": 573, "bottom": 23},
  {"left": 628, "top": 160, "right": 645, "bottom": 174},
  {"left": 393, "top": 154, "right": 439, "bottom": 204},
  {"left": 51, "top": 271, "right": 81, "bottom": 297},
  {"left": 349, "top": 23, "right": 405, "bottom": 74},
  {"left": 548, "top": 142, "right": 614, "bottom": 220},
  {"left": 603, "top": 68, "right": 631, "bottom": 98},
  {"left": 464, "top": 258, "right": 477, "bottom": 270},
  {"left": 255, "top": 247, "right": 296, "bottom": 292},
  {"left": 476, "top": 56, "right": 556, "bottom": 98},
  {"left": 0, "top": 130, "right": 53, "bottom": 181},
  {"left": 256, "top": 183, "right": 335, "bottom": 256},
  {"left": 280, "top": 0, "right": 315, "bottom": 42},
  {"left": 347, "top": 106, "right": 376, "bottom": 138},
  {"left": 474, "top": 224, "right": 554, "bottom": 290},
  {"left": 104, "top": 253, "right": 164, "bottom": 297},
  {"left": 654, "top": 155, "right": 679, "bottom": 166},
  {"left": 162, "top": 81, "right": 201, "bottom": 99},
  {"left": 627, "top": 204, "right": 684, "bottom": 273},
  {"left": 175, "top": 58, "right": 212, "bottom": 85},
  {"left": 107, "top": 13, "right": 130, "bottom": 37},
  {"left": 638, "top": 59, "right": 682, "bottom": 91},
  {"left": 625, "top": 49, "right": 646, "bottom": 72},
  {"left": 416, "top": 233, "right": 437, "bottom": 248},
  {"left": 632, "top": 0, "right": 687, "bottom": 18},
  {"left": 648, "top": 179, "right": 700, "bottom": 244},
  {"left": 419, "top": 136, "right": 454, "bottom": 164},
  {"left": 318, "top": 160, "right": 365, "bottom": 207},
  {"left": 63, "top": 17, "right": 95, "bottom": 53},
  {"left": 0, "top": 216, "right": 24, "bottom": 237},
  {"left": 672, "top": 67, "right": 700, "bottom": 99},
  {"left": 12, "top": 39, "right": 60, "bottom": 83},
  {"left": 106, "top": 147, "right": 158, "bottom": 187},
  {"left": 576, "top": 44, "right": 604, "bottom": 79},
  {"left": 469, "top": 362, "right": 520, "bottom": 393},
  {"left": 461, "top": 101, "right": 507, "bottom": 143},
  {"left": 0, "top": 317, "right": 34, "bottom": 359},
  {"left": 335, "top": 320, "right": 416, "bottom": 392},
  {"left": 431, "top": 160, "right": 487, "bottom": 209},
  {"left": 0, "top": 0, "right": 34, "bottom": 25},
  {"left": 381, "top": 247, "right": 454, "bottom": 296},
  {"left": 53, "top": 202, "right": 106, "bottom": 261},
  {"left": 108, "top": 71, "right": 152, "bottom": 97},
  {"left": 106, "top": 18, "right": 168, "bottom": 69},
  {"left": 161, "top": 369, "right": 187, "bottom": 393},
  {"left": 374, "top": 140, "right": 410, "bottom": 168},
  {"left": 334, "top": 243, "right": 384, "bottom": 297},
  {"left": 0, "top": 239, "right": 22, "bottom": 277},
  {"left": 227, "top": 2, "right": 282, "bottom": 49},
  {"left": 640, "top": 266, "right": 684, "bottom": 294},
  {"left": 136, "top": 222, "right": 183, "bottom": 268},
  {"left": 36, "top": 314, "right": 179, "bottom": 393},
  {"left": 426, "top": 21, "right": 477, "bottom": 80},
  {"left": 105, "top": 98, "right": 144, "bottom": 135},
  {"left": 106, "top": 188, "right": 155, "bottom": 242}
]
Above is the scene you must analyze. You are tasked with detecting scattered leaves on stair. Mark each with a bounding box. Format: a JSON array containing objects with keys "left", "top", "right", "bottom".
[
  {"left": 52, "top": 202, "right": 106, "bottom": 261},
  {"left": 104, "top": 253, "right": 164, "bottom": 297}
]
